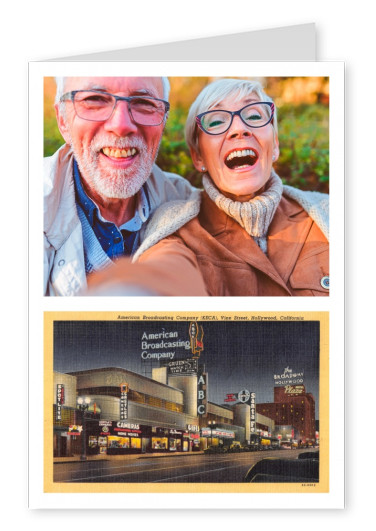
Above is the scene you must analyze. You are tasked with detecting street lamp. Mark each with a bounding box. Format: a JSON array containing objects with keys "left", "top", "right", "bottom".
[
  {"left": 208, "top": 420, "right": 216, "bottom": 448},
  {"left": 77, "top": 396, "right": 91, "bottom": 461}
]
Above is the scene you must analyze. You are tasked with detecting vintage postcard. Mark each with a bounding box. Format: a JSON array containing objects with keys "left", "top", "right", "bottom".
[{"left": 41, "top": 311, "right": 334, "bottom": 506}]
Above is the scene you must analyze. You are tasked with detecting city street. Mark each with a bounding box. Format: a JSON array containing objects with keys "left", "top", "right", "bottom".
[{"left": 53, "top": 448, "right": 317, "bottom": 483}]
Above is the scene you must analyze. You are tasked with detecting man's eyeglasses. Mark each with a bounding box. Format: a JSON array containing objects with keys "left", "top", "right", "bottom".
[
  {"left": 60, "top": 90, "right": 170, "bottom": 126},
  {"left": 195, "top": 102, "right": 275, "bottom": 135}
]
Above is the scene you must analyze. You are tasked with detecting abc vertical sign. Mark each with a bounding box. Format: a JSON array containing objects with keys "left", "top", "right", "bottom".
[{"left": 197, "top": 372, "right": 208, "bottom": 416}]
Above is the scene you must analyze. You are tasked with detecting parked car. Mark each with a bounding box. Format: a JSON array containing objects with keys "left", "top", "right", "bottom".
[
  {"left": 243, "top": 457, "right": 319, "bottom": 483},
  {"left": 243, "top": 443, "right": 258, "bottom": 452},
  {"left": 228, "top": 442, "right": 243, "bottom": 453},
  {"left": 204, "top": 445, "right": 228, "bottom": 455}
]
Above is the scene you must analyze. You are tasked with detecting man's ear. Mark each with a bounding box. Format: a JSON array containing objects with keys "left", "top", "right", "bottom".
[
  {"left": 190, "top": 147, "right": 205, "bottom": 172},
  {"left": 55, "top": 103, "right": 71, "bottom": 145}
]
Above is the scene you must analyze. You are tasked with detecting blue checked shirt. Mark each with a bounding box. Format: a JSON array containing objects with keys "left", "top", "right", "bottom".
[{"left": 73, "top": 160, "right": 150, "bottom": 260}]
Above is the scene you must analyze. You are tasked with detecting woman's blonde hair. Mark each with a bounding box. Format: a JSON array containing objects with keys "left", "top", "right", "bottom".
[{"left": 185, "top": 78, "right": 278, "bottom": 154}]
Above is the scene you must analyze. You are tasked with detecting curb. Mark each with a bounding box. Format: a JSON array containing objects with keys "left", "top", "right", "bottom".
[{"left": 54, "top": 451, "right": 205, "bottom": 464}]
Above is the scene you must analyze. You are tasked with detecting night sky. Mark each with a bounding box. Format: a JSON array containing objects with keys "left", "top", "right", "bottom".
[{"left": 53, "top": 320, "right": 320, "bottom": 417}]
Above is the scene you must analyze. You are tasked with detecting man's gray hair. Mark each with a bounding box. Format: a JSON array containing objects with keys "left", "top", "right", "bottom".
[
  {"left": 185, "top": 78, "right": 278, "bottom": 154},
  {"left": 54, "top": 76, "right": 170, "bottom": 104}
]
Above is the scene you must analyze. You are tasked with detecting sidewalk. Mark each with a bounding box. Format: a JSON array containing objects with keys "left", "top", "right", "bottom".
[{"left": 54, "top": 451, "right": 204, "bottom": 464}]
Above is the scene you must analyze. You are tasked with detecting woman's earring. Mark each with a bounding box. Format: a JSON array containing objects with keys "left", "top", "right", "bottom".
[{"left": 201, "top": 166, "right": 206, "bottom": 172}]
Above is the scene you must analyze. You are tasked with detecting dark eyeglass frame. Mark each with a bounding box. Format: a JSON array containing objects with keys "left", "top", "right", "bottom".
[
  {"left": 195, "top": 101, "right": 275, "bottom": 135},
  {"left": 60, "top": 89, "right": 170, "bottom": 125}
]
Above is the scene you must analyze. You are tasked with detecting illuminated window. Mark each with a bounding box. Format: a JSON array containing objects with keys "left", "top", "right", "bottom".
[
  {"left": 108, "top": 436, "right": 129, "bottom": 449},
  {"left": 54, "top": 405, "right": 80, "bottom": 428},
  {"left": 165, "top": 401, "right": 183, "bottom": 413},
  {"left": 152, "top": 437, "right": 168, "bottom": 450},
  {"left": 130, "top": 438, "right": 141, "bottom": 449},
  {"left": 147, "top": 396, "right": 163, "bottom": 408},
  {"left": 129, "top": 390, "right": 146, "bottom": 404},
  {"left": 128, "top": 390, "right": 182, "bottom": 413}
]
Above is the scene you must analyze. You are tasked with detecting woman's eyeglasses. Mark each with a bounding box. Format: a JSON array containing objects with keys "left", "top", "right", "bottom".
[{"left": 196, "top": 102, "right": 274, "bottom": 135}]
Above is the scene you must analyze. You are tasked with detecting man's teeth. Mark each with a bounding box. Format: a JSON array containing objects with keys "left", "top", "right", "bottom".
[
  {"left": 226, "top": 149, "right": 256, "bottom": 162},
  {"left": 102, "top": 147, "right": 137, "bottom": 158}
]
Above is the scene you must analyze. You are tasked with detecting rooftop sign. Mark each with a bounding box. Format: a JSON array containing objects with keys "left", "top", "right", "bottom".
[
  {"left": 141, "top": 329, "right": 190, "bottom": 361},
  {"left": 274, "top": 366, "right": 304, "bottom": 386},
  {"left": 163, "top": 358, "right": 198, "bottom": 375},
  {"left": 189, "top": 322, "right": 204, "bottom": 358}
]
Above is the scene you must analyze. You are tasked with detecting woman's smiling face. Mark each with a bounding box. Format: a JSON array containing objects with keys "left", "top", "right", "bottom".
[{"left": 191, "top": 94, "right": 279, "bottom": 198}]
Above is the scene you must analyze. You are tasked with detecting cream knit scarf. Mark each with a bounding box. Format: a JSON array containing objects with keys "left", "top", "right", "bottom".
[{"left": 202, "top": 170, "right": 283, "bottom": 253}]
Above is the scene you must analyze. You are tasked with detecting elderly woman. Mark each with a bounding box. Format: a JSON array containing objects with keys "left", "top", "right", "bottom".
[{"left": 88, "top": 78, "right": 329, "bottom": 296}]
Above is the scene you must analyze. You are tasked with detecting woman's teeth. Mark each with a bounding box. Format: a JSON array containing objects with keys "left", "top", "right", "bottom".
[
  {"left": 225, "top": 149, "right": 258, "bottom": 169},
  {"left": 226, "top": 149, "right": 257, "bottom": 161},
  {"left": 102, "top": 147, "right": 137, "bottom": 158}
]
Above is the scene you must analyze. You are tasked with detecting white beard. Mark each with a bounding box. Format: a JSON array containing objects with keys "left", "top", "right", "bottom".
[{"left": 70, "top": 133, "right": 160, "bottom": 199}]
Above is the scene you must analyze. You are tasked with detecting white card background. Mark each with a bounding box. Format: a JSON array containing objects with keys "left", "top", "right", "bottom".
[{"left": 3, "top": 0, "right": 373, "bottom": 525}]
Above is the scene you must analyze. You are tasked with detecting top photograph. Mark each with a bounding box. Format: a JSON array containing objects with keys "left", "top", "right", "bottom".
[{"left": 44, "top": 75, "right": 329, "bottom": 297}]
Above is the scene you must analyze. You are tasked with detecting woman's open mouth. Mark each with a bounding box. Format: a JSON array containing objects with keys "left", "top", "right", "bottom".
[{"left": 225, "top": 148, "right": 259, "bottom": 170}]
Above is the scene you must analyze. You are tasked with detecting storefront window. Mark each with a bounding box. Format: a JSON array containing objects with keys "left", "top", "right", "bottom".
[
  {"left": 152, "top": 437, "right": 168, "bottom": 450},
  {"left": 130, "top": 438, "right": 141, "bottom": 449},
  {"left": 169, "top": 438, "right": 182, "bottom": 451},
  {"left": 108, "top": 436, "right": 130, "bottom": 449},
  {"left": 89, "top": 436, "right": 98, "bottom": 448}
]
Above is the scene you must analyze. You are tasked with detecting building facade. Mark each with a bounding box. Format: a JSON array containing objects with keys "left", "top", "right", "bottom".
[
  {"left": 53, "top": 366, "right": 270, "bottom": 457},
  {"left": 256, "top": 385, "right": 316, "bottom": 443}
]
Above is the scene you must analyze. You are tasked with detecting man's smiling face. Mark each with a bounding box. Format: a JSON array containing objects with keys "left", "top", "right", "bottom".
[{"left": 56, "top": 77, "right": 166, "bottom": 200}]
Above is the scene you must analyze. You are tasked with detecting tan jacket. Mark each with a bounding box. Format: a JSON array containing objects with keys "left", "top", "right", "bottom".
[{"left": 88, "top": 190, "right": 329, "bottom": 296}]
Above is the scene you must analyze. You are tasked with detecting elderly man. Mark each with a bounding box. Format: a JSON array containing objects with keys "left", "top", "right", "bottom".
[{"left": 44, "top": 76, "right": 197, "bottom": 296}]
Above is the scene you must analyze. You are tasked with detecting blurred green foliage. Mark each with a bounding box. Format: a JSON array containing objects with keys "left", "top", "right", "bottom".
[
  {"left": 275, "top": 104, "right": 329, "bottom": 193},
  {"left": 156, "top": 108, "right": 200, "bottom": 187},
  {"left": 44, "top": 99, "right": 329, "bottom": 194},
  {"left": 44, "top": 114, "right": 65, "bottom": 157}
]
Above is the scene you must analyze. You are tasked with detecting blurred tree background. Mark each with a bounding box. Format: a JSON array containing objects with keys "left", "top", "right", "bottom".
[{"left": 44, "top": 76, "right": 329, "bottom": 193}]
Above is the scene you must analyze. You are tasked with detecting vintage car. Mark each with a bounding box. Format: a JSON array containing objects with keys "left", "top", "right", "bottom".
[
  {"left": 204, "top": 445, "right": 228, "bottom": 455},
  {"left": 243, "top": 456, "right": 319, "bottom": 483}
]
